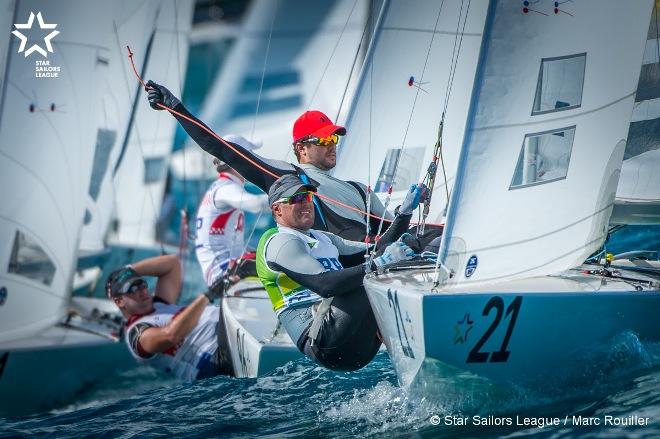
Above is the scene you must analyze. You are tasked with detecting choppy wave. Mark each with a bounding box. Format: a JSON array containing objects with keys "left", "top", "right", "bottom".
[
  {"left": 3, "top": 226, "right": 660, "bottom": 437},
  {"left": 3, "top": 341, "right": 660, "bottom": 439}
]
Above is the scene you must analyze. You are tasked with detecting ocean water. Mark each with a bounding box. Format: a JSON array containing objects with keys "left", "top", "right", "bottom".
[
  {"left": 1, "top": 226, "right": 659, "bottom": 438},
  {"left": 2, "top": 350, "right": 660, "bottom": 438}
]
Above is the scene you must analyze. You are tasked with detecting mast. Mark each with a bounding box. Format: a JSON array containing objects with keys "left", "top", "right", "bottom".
[{"left": 0, "top": 0, "right": 18, "bottom": 130}]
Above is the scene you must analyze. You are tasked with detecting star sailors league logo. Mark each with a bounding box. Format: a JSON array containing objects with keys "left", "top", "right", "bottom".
[
  {"left": 12, "top": 12, "right": 59, "bottom": 58},
  {"left": 11, "top": 12, "right": 62, "bottom": 78}
]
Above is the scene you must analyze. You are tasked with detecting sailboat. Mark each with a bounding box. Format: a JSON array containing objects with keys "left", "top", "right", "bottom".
[
  {"left": 0, "top": 0, "right": 193, "bottom": 416},
  {"left": 341, "top": 0, "right": 660, "bottom": 391}
]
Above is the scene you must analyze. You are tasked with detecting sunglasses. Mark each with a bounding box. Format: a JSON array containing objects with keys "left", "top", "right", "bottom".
[
  {"left": 299, "top": 134, "right": 339, "bottom": 147},
  {"left": 275, "top": 191, "right": 314, "bottom": 205},
  {"left": 121, "top": 279, "right": 148, "bottom": 295}
]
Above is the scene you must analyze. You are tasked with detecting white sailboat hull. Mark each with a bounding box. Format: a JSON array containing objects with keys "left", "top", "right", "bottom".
[
  {"left": 0, "top": 297, "right": 133, "bottom": 416},
  {"left": 364, "top": 265, "right": 660, "bottom": 391},
  {"left": 223, "top": 280, "right": 302, "bottom": 377}
]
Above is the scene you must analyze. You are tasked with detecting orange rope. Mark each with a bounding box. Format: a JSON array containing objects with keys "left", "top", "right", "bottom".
[{"left": 126, "top": 46, "right": 443, "bottom": 229}]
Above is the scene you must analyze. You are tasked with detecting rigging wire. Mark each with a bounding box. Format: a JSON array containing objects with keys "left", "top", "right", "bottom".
[
  {"left": 442, "top": 0, "right": 472, "bottom": 115},
  {"left": 117, "top": 8, "right": 167, "bottom": 257},
  {"left": 365, "top": 0, "right": 375, "bottom": 251},
  {"left": 172, "top": 0, "right": 188, "bottom": 222},
  {"left": 421, "top": 0, "right": 472, "bottom": 235},
  {"left": 334, "top": 0, "right": 373, "bottom": 123},
  {"left": 237, "top": 5, "right": 278, "bottom": 262},
  {"left": 126, "top": 48, "right": 443, "bottom": 229},
  {"left": 307, "top": 0, "right": 360, "bottom": 109},
  {"left": 172, "top": 0, "right": 190, "bottom": 298},
  {"left": 250, "top": 1, "right": 276, "bottom": 141},
  {"left": 388, "top": 0, "right": 446, "bottom": 185},
  {"left": 368, "top": 0, "right": 446, "bottom": 252}
]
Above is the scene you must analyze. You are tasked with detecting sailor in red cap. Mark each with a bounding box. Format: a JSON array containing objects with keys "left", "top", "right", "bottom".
[{"left": 146, "top": 80, "right": 401, "bottom": 243}]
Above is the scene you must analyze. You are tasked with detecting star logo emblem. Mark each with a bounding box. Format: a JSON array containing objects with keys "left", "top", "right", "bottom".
[
  {"left": 12, "top": 12, "right": 60, "bottom": 58},
  {"left": 453, "top": 312, "right": 474, "bottom": 344}
]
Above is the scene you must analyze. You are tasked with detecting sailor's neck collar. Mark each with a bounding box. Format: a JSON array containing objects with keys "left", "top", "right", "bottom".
[
  {"left": 299, "top": 163, "right": 331, "bottom": 175},
  {"left": 277, "top": 225, "right": 316, "bottom": 241}
]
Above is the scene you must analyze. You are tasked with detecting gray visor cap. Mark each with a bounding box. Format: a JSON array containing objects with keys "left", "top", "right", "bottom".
[{"left": 268, "top": 174, "right": 319, "bottom": 205}]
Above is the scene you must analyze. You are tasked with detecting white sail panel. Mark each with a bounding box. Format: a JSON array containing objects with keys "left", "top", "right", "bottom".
[
  {"left": 612, "top": 5, "right": 660, "bottom": 224},
  {"left": 176, "top": 0, "right": 368, "bottom": 175},
  {"left": 439, "top": 0, "right": 653, "bottom": 287},
  {"left": 78, "top": 1, "right": 161, "bottom": 252},
  {"left": 111, "top": 0, "right": 194, "bottom": 247},
  {"left": 0, "top": 0, "right": 119, "bottom": 342},
  {"left": 333, "top": 0, "right": 488, "bottom": 222}
]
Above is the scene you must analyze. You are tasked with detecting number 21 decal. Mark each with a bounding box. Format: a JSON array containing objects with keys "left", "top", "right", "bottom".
[{"left": 466, "top": 296, "right": 522, "bottom": 363}]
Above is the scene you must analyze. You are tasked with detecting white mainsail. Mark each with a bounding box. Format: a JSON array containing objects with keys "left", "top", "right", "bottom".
[
  {"left": 0, "top": 0, "right": 120, "bottom": 342},
  {"left": 612, "top": 4, "right": 660, "bottom": 225},
  {"left": 334, "top": 0, "right": 488, "bottom": 221},
  {"left": 78, "top": 1, "right": 161, "bottom": 252},
  {"left": 110, "top": 0, "right": 194, "bottom": 247},
  {"left": 438, "top": 0, "right": 652, "bottom": 287}
]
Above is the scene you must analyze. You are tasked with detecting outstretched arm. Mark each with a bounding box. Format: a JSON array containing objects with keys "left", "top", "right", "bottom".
[
  {"left": 172, "top": 103, "right": 293, "bottom": 191},
  {"left": 146, "top": 80, "right": 294, "bottom": 192}
]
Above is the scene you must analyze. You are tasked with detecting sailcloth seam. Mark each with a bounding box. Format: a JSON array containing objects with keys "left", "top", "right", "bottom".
[{"left": 472, "top": 91, "right": 637, "bottom": 132}]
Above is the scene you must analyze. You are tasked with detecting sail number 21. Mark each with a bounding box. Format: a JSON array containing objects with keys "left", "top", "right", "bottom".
[{"left": 467, "top": 296, "right": 522, "bottom": 363}]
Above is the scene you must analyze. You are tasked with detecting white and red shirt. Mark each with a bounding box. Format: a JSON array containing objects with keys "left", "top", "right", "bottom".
[
  {"left": 125, "top": 301, "right": 220, "bottom": 381},
  {"left": 195, "top": 172, "right": 267, "bottom": 286}
]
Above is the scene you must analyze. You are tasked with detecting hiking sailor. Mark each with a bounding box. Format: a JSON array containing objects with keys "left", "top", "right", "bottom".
[
  {"left": 107, "top": 255, "right": 235, "bottom": 379},
  {"left": 195, "top": 134, "right": 268, "bottom": 290},
  {"left": 256, "top": 174, "right": 427, "bottom": 371},
  {"left": 146, "top": 80, "right": 399, "bottom": 242}
]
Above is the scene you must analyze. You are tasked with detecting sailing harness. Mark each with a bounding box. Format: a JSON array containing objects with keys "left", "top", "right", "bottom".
[{"left": 307, "top": 298, "right": 333, "bottom": 346}]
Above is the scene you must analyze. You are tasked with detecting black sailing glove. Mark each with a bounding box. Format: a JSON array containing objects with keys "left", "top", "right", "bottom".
[
  {"left": 146, "top": 80, "right": 180, "bottom": 110},
  {"left": 204, "top": 276, "right": 226, "bottom": 302}
]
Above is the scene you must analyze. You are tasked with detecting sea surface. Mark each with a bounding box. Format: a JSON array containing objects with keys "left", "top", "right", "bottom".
[{"left": 1, "top": 226, "right": 659, "bottom": 438}]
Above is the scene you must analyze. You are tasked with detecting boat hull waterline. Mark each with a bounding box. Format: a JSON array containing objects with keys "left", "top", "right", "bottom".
[{"left": 364, "top": 267, "right": 660, "bottom": 390}]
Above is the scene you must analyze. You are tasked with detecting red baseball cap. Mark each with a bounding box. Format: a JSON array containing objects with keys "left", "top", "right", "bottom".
[{"left": 292, "top": 110, "right": 346, "bottom": 142}]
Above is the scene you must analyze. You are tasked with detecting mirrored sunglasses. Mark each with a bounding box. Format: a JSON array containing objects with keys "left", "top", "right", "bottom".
[
  {"left": 300, "top": 134, "right": 339, "bottom": 147},
  {"left": 276, "top": 191, "right": 314, "bottom": 205}
]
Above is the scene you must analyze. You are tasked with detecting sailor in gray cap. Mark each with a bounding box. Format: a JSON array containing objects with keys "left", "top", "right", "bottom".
[{"left": 256, "top": 174, "right": 427, "bottom": 371}]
